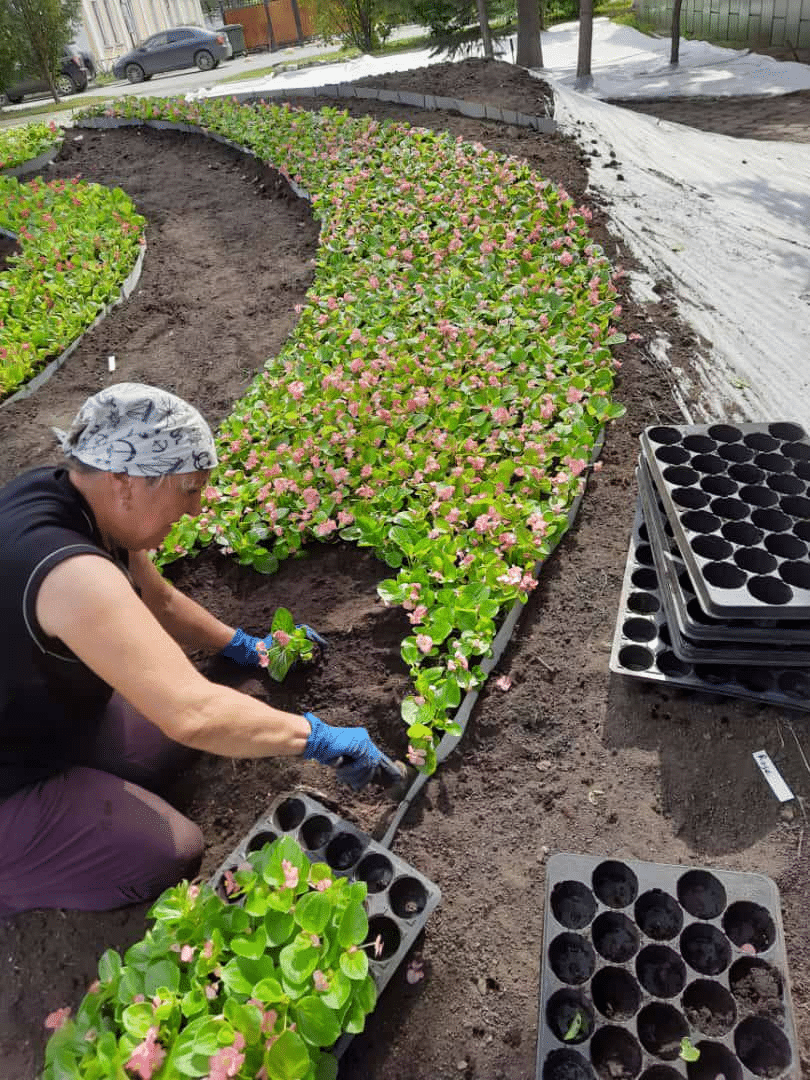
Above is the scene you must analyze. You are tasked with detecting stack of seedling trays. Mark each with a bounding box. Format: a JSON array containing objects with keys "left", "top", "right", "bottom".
[
  {"left": 536, "top": 853, "right": 800, "bottom": 1080},
  {"left": 209, "top": 790, "right": 441, "bottom": 1055},
  {"left": 610, "top": 421, "right": 810, "bottom": 708}
]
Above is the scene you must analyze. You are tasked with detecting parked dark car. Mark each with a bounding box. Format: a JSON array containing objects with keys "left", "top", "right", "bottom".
[
  {"left": 112, "top": 26, "right": 231, "bottom": 84},
  {"left": 1, "top": 48, "right": 88, "bottom": 104}
]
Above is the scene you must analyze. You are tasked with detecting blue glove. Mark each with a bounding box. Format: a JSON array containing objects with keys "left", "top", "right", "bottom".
[
  {"left": 221, "top": 627, "right": 272, "bottom": 667},
  {"left": 303, "top": 712, "right": 383, "bottom": 790},
  {"left": 297, "top": 624, "right": 328, "bottom": 648}
]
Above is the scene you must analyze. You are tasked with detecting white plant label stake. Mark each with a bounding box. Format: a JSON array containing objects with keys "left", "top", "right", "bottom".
[{"left": 752, "top": 750, "right": 794, "bottom": 803}]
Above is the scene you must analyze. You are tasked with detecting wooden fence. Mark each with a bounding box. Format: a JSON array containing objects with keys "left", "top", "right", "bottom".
[{"left": 225, "top": 0, "right": 317, "bottom": 51}]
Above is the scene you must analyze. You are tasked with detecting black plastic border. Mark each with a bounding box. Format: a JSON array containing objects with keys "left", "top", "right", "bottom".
[
  {"left": 0, "top": 143, "right": 59, "bottom": 179},
  {"left": 0, "top": 240, "right": 145, "bottom": 409}
]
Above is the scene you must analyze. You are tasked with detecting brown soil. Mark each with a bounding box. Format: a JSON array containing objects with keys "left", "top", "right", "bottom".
[{"left": 1, "top": 58, "right": 809, "bottom": 1080}]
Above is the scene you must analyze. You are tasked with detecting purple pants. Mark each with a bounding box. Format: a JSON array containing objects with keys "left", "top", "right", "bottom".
[{"left": 0, "top": 695, "right": 204, "bottom": 917}]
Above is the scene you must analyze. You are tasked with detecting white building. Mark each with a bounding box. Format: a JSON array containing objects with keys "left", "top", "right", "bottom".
[{"left": 72, "top": 0, "right": 209, "bottom": 72}]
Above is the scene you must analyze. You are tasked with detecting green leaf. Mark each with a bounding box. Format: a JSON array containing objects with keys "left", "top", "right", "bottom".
[
  {"left": 251, "top": 975, "right": 285, "bottom": 1004},
  {"left": 293, "top": 994, "right": 342, "bottom": 1048},
  {"left": 342, "top": 995, "right": 369, "bottom": 1033},
  {"left": 121, "top": 1002, "right": 157, "bottom": 1039},
  {"left": 264, "top": 1029, "right": 310, "bottom": 1080},
  {"left": 679, "top": 1037, "right": 700, "bottom": 1062},
  {"left": 280, "top": 937, "right": 319, "bottom": 985},
  {"left": 339, "top": 948, "right": 368, "bottom": 981},
  {"left": 265, "top": 909, "right": 296, "bottom": 947},
  {"left": 219, "top": 957, "right": 255, "bottom": 996},
  {"left": 231, "top": 926, "right": 268, "bottom": 960},
  {"left": 181, "top": 987, "right": 209, "bottom": 1019},
  {"left": 314, "top": 1050, "right": 339, "bottom": 1080},
  {"left": 563, "top": 1011, "right": 584, "bottom": 1040},
  {"left": 98, "top": 949, "right": 122, "bottom": 984},
  {"left": 144, "top": 958, "right": 180, "bottom": 996},
  {"left": 337, "top": 902, "right": 368, "bottom": 949},
  {"left": 294, "top": 891, "right": 332, "bottom": 935},
  {"left": 320, "top": 969, "right": 352, "bottom": 1011}
]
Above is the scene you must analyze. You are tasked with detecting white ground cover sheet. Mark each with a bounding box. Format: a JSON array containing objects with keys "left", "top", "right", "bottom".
[{"left": 210, "top": 19, "right": 810, "bottom": 428}]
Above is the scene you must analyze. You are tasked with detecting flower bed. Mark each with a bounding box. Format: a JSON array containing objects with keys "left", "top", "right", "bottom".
[
  {"left": 42, "top": 836, "right": 377, "bottom": 1080},
  {"left": 0, "top": 122, "right": 62, "bottom": 176},
  {"left": 0, "top": 174, "right": 145, "bottom": 399},
  {"left": 77, "top": 95, "right": 626, "bottom": 766}
]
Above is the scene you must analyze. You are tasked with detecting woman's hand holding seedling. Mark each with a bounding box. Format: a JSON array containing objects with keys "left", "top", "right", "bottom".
[{"left": 221, "top": 608, "right": 327, "bottom": 680}]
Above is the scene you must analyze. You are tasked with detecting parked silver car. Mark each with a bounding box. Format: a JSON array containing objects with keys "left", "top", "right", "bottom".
[{"left": 112, "top": 26, "right": 232, "bottom": 84}]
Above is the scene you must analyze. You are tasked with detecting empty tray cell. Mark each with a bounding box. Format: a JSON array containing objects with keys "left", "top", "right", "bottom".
[
  {"left": 549, "top": 932, "right": 597, "bottom": 985},
  {"left": 245, "top": 828, "right": 278, "bottom": 854},
  {"left": 325, "top": 830, "right": 366, "bottom": 872},
  {"left": 389, "top": 875, "right": 429, "bottom": 918},
  {"left": 722, "top": 900, "right": 776, "bottom": 953},
  {"left": 636, "top": 944, "right": 687, "bottom": 998},
  {"left": 300, "top": 813, "right": 333, "bottom": 851},
  {"left": 590, "top": 1025, "right": 643, "bottom": 1079},
  {"left": 592, "top": 859, "right": 638, "bottom": 908},
  {"left": 551, "top": 880, "right": 598, "bottom": 930},
  {"left": 274, "top": 795, "right": 306, "bottom": 831},
  {"left": 634, "top": 889, "right": 683, "bottom": 941},
  {"left": 355, "top": 852, "right": 394, "bottom": 893},
  {"left": 592, "top": 911, "right": 640, "bottom": 963},
  {"left": 636, "top": 1001, "right": 688, "bottom": 1059},
  {"left": 680, "top": 923, "right": 732, "bottom": 976},
  {"left": 641, "top": 422, "right": 810, "bottom": 619},
  {"left": 543, "top": 1048, "right": 595, "bottom": 1080},
  {"left": 536, "top": 855, "right": 799, "bottom": 1080},
  {"left": 682, "top": 979, "right": 737, "bottom": 1035},
  {"left": 677, "top": 869, "right": 726, "bottom": 919},
  {"left": 591, "top": 966, "right": 641, "bottom": 1020},
  {"left": 735, "top": 1016, "right": 792, "bottom": 1076}
]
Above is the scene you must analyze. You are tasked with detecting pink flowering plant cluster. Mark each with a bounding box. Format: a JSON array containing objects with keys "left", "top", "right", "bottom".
[
  {"left": 81, "top": 96, "right": 624, "bottom": 770},
  {"left": 0, "top": 120, "right": 61, "bottom": 173},
  {"left": 42, "top": 836, "right": 378, "bottom": 1080},
  {"left": 257, "top": 607, "right": 318, "bottom": 682},
  {"left": 0, "top": 173, "right": 144, "bottom": 398}
]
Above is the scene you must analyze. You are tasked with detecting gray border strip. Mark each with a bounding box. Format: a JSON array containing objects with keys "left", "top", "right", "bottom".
[
  {"left": 229, "top": 83, "right": 556, "bottom": 133},
  {"left": 0, "top": 144, "right": 58, "bottom": 179},
  {"left": 0, "top": 240, "right": 146, "bottom": 409}
]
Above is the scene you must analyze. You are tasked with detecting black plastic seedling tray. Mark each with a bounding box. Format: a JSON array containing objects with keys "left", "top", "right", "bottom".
[
  {"left": 536, "top": 853, "right": 799, "bottom": 1080},
  {"left": 208, "top": 790, "right": 440, "bottom": 1052},
  {"left": 637, "top": 462, "right": 810, "bottom": 663},
  {"left": 640, "top": 422, "right": 810, "bottom": 621},
  {"left": 609, "top": 501, "right": 810, "bottom": 709}
]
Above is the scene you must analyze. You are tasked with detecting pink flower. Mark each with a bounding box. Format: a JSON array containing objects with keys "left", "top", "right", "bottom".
[
  {"left": 207, "top": 1035, "right": 245, "bottom": 1080},
  {"left": 315, "top": 878, "right": 332, "bottom": 892},
  {"left": 44, "top": 1007, "right": 71, "bottom": 1031},
  {"left": 125, "top": 1026, "right": 166, "bottom": 1080},
  {"left": 494, "top": 675, "right": 512, "bottom": 692},
  {"left": 202, "top": 939, "right": 214, "bottom": 959},
  {"left": 288, "top": 380, "right": 306, "bottom": 400},
  {"left": 180, "top": 945, "right": 195, "bottom": 963},
  {"left": 566, "top": 386, "right": 584, "bottom": 403},
  {"left": 315, "top": 519, "right": 338, "bottom": 537},
  {"left": 406, "top": 958, "right": 425, "bottom": 984},
  {"left": 273, "top": 630, "right": 290, "bottom": 648},
  {"left": 313, "top": 970, "right": 330, "bottom": 992},
  {"left": 415, "top": 634, "right": 433, "bottom": 655},
  {"left": 407, "top": 745, "right": 426, "bottom": 767},
  {"left": 282, "top": 859, "right": 299, "bottom": 889}
]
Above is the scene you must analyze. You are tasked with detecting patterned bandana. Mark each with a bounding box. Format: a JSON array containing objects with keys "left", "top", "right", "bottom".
[{"left": 55, "top": 383, "right": 218, "bottom": 476}]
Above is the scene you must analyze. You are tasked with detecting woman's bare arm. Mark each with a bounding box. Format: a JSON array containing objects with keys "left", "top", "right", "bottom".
[{"left": 35, "top": 554, "right": 311, "bottom": 758}]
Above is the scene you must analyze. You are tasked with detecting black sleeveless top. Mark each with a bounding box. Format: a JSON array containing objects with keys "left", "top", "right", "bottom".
[{"left": 0, "top": 467, "right": 129, "bottom": 798}]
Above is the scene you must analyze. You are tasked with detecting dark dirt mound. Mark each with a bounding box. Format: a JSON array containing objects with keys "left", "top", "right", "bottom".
[{"left": 1, "top": 59, "right": 807, "bottom": 1080}]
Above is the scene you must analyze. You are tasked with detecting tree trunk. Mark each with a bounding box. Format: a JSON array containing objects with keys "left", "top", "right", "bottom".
[
  {"left": 670, "top": 0, "right": 683, "bottom": 64},
  {"left": 516, "top": 0, "right": 543, "bottom": 68},
  {"left": 475, "top": 0, "right": 494, "bottom": 59},
  {"left": 576, "top": 0, "right": 594, "bottom": 85},
  {"left": 290, "top": 0, "right": 304, "bottom": 44},
  {"left": 263, "top": 0, "right": 276, "bottom": 50}
]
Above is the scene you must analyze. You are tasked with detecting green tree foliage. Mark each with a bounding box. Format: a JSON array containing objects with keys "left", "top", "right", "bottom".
[
  {"left": 401, "top": 0, "right": 512, "bottom": 57},
  {"left": 0, "top": 0, "right": 81, "bottom": 102},
  {"left": 314, "top": 0, "right": 400, "bottom": 52}
]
